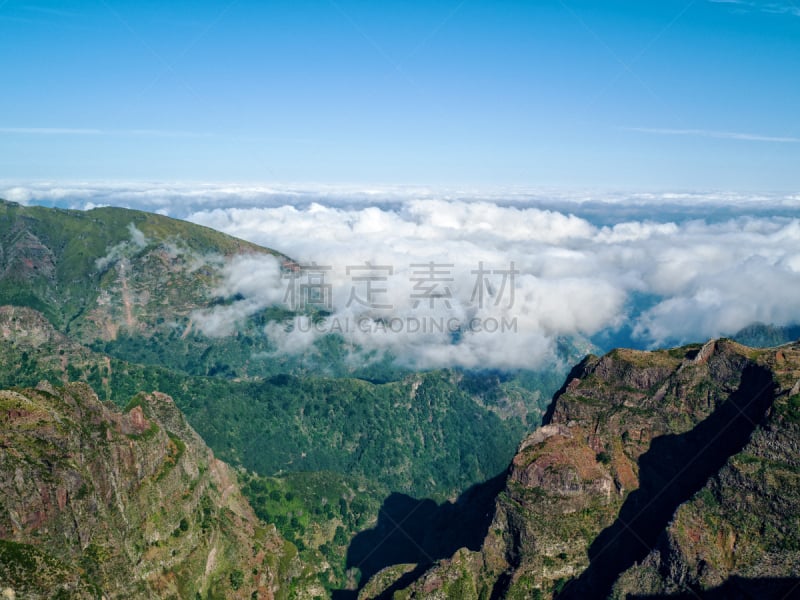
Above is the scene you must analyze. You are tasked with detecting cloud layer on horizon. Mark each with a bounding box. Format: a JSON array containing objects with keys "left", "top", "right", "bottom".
[{"left": 4, "top": 181, "right": 800, "bottom": 220}]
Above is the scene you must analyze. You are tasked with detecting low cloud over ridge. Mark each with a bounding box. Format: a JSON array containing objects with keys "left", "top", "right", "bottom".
[{"left": 185, "top": 196, "right": 800, "bottom": 369}]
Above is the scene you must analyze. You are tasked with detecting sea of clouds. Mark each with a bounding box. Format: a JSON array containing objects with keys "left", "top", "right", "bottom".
[{"left": 3, "top": 181, "right": 799, "bottom": 369}]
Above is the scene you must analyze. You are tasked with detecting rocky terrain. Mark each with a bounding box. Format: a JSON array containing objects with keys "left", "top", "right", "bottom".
[
  {"left": 0, "top": 382, "right": 299, "bottom": 599},
  {"left": 364, "top": 339, "right": 800, "bottom": 599}
]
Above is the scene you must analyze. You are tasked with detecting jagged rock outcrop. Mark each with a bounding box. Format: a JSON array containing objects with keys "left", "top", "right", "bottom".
[
  {"left": 0, "top": 383, "right": 299, "bottom": 599},
  {"left": 365, "top": 340, "right": 800, "bottom": 599},
  {"left": 611, "top": 344, "right": 800, "bottom": 599}
]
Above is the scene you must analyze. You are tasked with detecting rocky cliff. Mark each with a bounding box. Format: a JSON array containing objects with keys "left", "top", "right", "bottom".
[
  {"left": 364, "top": 339, "right": 800, "bottom": 599},
  {"left": 0, "top": 382, "right": 298, "bottom": 599}
]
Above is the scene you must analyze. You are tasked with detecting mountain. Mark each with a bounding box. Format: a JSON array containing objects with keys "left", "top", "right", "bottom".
[
  {"left": 0, "top": 198, "right": 296, "bottom": 380},
  {"left": 364, "top": 339, "right": 800, "bottom": 599},
  {"left": 0, "top": 199, "right": 272, "bottom": 328},
  {"left": 0, "top": 382, "right": 300, "bottom": 599},
  {"left": 732, "top": 322, "right": 800, "bottom": 348}
]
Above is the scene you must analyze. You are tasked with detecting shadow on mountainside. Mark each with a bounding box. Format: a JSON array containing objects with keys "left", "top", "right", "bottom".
[
  {"left": 628, "top": 576, "right": 800, "bottom": 599},
  {"left": 332, "top": 471, "right": 507, "bottom": 600},
  {"left": 557, "top": 363, "right": 777, "bottom": 600}
]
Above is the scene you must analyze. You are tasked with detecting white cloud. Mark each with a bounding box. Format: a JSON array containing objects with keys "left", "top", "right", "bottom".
[
  {"left": 626, "top": 127, "right": 800, "bottom": 143},
  {"left": 127, "top": 223, "right": 147, "bottom": 248},
  {"left": 4, "top": 181, "right": 799, "bottom": 219},
  {"left": 186, "top": 198, "right": 800, "bottom": 367},
  {"left": 708, "top": 0, "right": 800, "bottom": 17},
  {"left": 190, "top": 254, "right": 286, "bottom": 337},
  {"left": 95, "top": 223, "right": 150, "bottom": 271}
]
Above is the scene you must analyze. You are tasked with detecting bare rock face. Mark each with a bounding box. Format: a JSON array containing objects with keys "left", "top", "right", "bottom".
[
  {"left": 368, "top": 340, "right": 800, "bottom": 599},
  {"left": 0, "top": 383, "right": 298, "bottom": 599},
  {"left": 611, "top": 344, "right": 800, "bottom": 600}
]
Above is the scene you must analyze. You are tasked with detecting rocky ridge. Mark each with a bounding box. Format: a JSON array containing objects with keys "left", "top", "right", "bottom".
[
  {"left": 364, "top": 339, "right": 800, "bottom": 599},
  {"left": 0, "top": 382, "right": 299, "bottom": 599}
]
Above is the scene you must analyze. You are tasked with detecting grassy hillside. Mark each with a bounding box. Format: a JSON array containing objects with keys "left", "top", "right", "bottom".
[{"left": 0, "top": 199, "right": 272, "bottom": 329}]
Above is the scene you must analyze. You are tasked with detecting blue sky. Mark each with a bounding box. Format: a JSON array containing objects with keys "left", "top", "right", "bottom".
[{"left": 1, "top": 0, "right": 799, "bottom": 189}]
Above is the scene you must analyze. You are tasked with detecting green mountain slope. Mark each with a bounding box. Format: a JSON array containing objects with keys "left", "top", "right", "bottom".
[
  {"left": 0, "top": 198, "right": 341, "bottom": 386},
  {"left": 0, "top": 199, "right": 272, "bottom": 330}
]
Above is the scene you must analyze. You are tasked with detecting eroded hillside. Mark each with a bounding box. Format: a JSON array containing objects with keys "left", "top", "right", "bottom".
[{"left": 0, "top": 383, "right": 299, "bottom": 599}]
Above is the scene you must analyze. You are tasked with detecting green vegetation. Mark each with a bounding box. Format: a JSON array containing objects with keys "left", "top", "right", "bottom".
[
  {"left": 0, "top": 334, "right": 528, "bottom": 500},
  {"left": 0, "top": 200, "right": 268, "bottom": 329},
  {"left": 162, "top": 368, "right": 525, "bottom": 498},
  {"left": 780, "top": 394, "right": 800, "bottom": 424},
  {"left": 696, "top": 487, "right": 718, "bottom": 507},
  {"left": 0, "top": 383, "right": 303, "bottom": 599},
  {"left": 0, "top": 539, "right": 90, "bottom": 596},
  {"left": 240, "top": 470, "right": 386, "bottom": 592}
]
